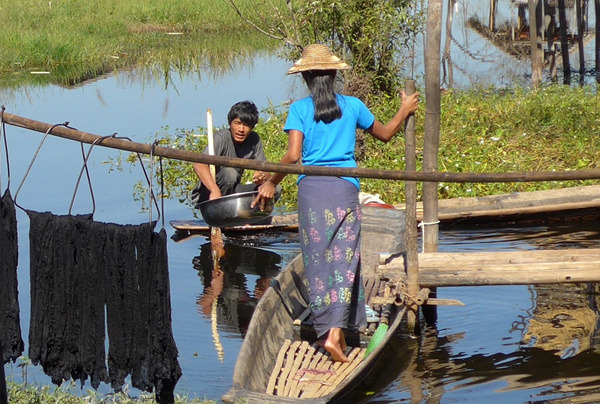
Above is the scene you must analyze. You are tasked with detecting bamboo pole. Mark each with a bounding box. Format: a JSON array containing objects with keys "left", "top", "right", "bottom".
[
  {"left": 404, "top": 79, "right": 419, "bottom": 332},
  {"left": 5, "top": 112, "right": 600, "bottom": 183},
  {"left": 423, "top": 0, "right": 442, "bottom": 249},
  {"left": 422, "top": 0, "right": 442, "bottom": 327}
]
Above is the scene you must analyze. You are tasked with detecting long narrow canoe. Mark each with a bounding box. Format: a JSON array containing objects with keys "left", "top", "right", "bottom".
[
  {"left": 419, "top": 184, "right": 600, "bottom": 224},
  {"left": 222, "top": 205, "right": 409, "bottom": 403},
  {"left": 173, "top": 186, "right": 600, "bottom": 238}
]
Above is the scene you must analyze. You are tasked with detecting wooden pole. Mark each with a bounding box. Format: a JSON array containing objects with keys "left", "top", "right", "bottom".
[
  {"left": 489, "top": 0, "right": 498, "bottom": 32},
  {"left": 403, "top": 79, "right": 419, "bottom": 332},
  {"left": 596, "top": 0, "right": 600, "bottom": 83},
  {"left": 422, "top": 0, "right": 442, "bottom": 326},
  {"left": 442, "top": 0, "right": 456, "bottom": 89},
  {"left": 558, "top": 0, "right": 572, "bottom": 84},
  {"left": 423, "top": 0, "right": 442, "bottom": 253},
  {"left": 547, "top": 7, "right": 558, "bottom": 81},
  {"left": 529, "top": 0, "right": 543, "bottom": 89},
  {"left": 576, "top": 0, "right": 586, "bottom": 81},
  {"left": 5, "top": 112, "right": 600, "bottom": 183},
  {"left": 206, "top": 109, "right": 225, "bottom": 262}
]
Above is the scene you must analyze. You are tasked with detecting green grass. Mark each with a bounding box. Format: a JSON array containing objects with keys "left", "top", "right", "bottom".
[
  {"left": 0, "top": 0, "right": 282, "bottom": 87},
  {"left": 6, "top": 380, "right": 216, "bottom": 403}
]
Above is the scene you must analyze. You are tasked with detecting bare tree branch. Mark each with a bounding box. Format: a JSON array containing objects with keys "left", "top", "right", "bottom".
[{"left": 220, "top": 0, "right": 300, "bottom": 47}]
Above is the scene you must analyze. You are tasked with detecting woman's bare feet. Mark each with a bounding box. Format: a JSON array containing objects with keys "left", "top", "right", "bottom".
[{"left": 324, "top": 328, "right": 349, "bottom": 363}]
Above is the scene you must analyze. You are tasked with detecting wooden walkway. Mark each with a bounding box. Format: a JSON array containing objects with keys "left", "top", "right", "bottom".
[{"left": 378, "top": 248, "right": 600, "bottom": 287}]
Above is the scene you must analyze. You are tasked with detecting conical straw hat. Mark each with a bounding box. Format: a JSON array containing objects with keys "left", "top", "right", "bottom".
[{"left": 286, "top": 44, "right": 351, "bottom": 75}]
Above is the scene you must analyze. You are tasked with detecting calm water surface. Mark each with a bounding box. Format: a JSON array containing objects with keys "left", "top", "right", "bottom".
[{"left": 1, "top": 28, "right": 600, "bottom": 404}]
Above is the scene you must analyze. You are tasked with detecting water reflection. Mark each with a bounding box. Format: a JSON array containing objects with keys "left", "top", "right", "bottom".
[
  {"left": 439, "top": 218, "right": 600, "bottom": 251},
  {"left": 391, "top": 324, "right": 600, "bottom": 403},
  {"left": 523, "top": 284, "right": 599, "bottom": 359},
  {"left": 193, "top": 243, "right": 282, "bottom": 337}
]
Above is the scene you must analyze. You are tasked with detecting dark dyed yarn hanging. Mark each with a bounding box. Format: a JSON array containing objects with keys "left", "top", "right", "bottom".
[
  {"left": 27, "top": 211, "right": 107, "bottom": 388},
  {"left": 138, "top": 227, "right": 181, "bottom": 404},
  {"left": 0, "top": 189, "right": 23, "bottom": 364},
  {"left": 0, "top": 339, "right": 7, "bottom": 404},
  {"left": 105, "top": 222, "right": 181, "bottom": 403},
  {"left": 28, "top": 210, "right": 180, "bottom": 400}
]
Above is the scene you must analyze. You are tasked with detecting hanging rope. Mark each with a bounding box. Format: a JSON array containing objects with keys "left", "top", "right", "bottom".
[
  {"left": 418, "top": 220, "right": 440, "bottom": 253},
  {"left": 154, "top": 140, "right": 166, "bottom": 230},
  {"left": 69, "top": 133, "right": 119, "bottom": 216},
  {"left": 13, "top": 122, "right": 75, "bottom": 212},
  {"left": 0, "top": 106, "right": 10, "bottom": 191},
  {"left": 148, "top": 140, "right": 162, "bottom": 227}
]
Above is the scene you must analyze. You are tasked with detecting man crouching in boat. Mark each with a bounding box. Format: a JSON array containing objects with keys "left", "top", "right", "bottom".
[
  {"left": 191, "top": 100, "right": 280, "bottom": 206},
  {"left": 252, "top": 44, "right": 419, "bottom": 362}
]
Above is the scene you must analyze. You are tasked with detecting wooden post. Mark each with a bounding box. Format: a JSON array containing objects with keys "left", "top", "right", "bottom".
[
  {"left": 442, "top": 0, "right": 456, "bottom": 89},
  {"left": 558, "top": 0, "right": 571, "bottom": 84},
  {"left": 529, "top": 0, "right": 543, "bottom": 89},
  {"left": 489, "top": 0, "right": 498, "bottom": 32},
  {"left": 576, "top": 0, "right": 586, "bottom": 81},
  {"left": 423, "top": 0, "right": 442, "bottom": 254},
  {"left": 422, "top": 0, "right": 443, "bottom": 325},
  {"left": 207, "top": 109, "right": 225, "bottom": 263},
  {"left": 596, "top": 0, "right": 600, "bottom": 83},
  {"left": 547, "top": 6, "right": 558, "bottom": 81},
  {"left": 404, "top": 79, "right": 419, "bottom": 332}
]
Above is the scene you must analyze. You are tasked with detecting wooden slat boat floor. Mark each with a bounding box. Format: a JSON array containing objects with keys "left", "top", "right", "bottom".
[{"left": 267, "top": 340, "right": 367, "bottom": 399}]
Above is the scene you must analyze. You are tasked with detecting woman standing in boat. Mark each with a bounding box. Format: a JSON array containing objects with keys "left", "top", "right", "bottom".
[{"left": 253, "top": 44, "right": 419, "bottom": 362}]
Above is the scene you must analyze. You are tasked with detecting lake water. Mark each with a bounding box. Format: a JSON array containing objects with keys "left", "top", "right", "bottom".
[{"left": 1, "top": 6, "right": 600, "bottom": 403}]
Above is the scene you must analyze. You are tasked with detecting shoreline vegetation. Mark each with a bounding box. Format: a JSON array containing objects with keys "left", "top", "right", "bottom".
[
  {"left": 6, "top": 381, "right": 216, "bottom": 403},
  {"left": 151, "top": 85, "right": 600, "bottom": 210},
  {"left": 0, "top": 0, "right": 281, "bottom": 88}
]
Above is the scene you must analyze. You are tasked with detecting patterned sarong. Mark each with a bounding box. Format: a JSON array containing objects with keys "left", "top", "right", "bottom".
[{"left": 297, "top": 176, "right": 367, "bottom": 338}]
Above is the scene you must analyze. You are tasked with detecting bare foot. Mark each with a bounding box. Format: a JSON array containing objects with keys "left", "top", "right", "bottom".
[{"left": 324, "top": 328, "right": 349, "bottom": 363}]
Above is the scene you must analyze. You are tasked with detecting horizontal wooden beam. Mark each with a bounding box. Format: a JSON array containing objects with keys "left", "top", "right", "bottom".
[
  {"left": 378, "top": 248, "right": 600, "bottom": 287},
  {"left": 6, "top": 111, "right": 600, "bottom": 183}
]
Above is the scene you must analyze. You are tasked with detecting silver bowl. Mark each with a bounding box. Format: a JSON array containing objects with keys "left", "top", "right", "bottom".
[{"left": 198, "top": 191, "right": 274, "bottom": 228}]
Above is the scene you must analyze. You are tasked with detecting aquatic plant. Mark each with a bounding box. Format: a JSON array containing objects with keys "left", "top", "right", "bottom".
[{"left": 127, "top": 84, "right": 600, "bottom": 209}]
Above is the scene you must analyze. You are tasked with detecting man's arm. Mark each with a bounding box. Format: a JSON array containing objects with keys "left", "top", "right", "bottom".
[{"left": 193, "top": 162, "right": 222, "bottom": 200}]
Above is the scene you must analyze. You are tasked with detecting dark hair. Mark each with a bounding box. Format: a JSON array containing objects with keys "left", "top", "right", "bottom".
[
  {"left": 227, "top": 100, "right": 259, "bottom": 127},
  {"left": 301, "top": 70, "right": 341, "bottom": 124}
]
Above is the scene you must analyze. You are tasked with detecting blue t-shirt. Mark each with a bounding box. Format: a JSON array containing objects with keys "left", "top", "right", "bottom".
[{"left": 284, "top": 94, "right": 375, "bottom": 189}]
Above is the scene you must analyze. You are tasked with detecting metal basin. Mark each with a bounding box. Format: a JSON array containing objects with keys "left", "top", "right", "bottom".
[{"left": 198, "top": 191, "right": 274, "bottom": 228}]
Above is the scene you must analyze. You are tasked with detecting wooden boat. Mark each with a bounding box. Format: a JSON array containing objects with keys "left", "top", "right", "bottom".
[
  {"left": 170, "top": 213, "right": 299, "bottom": 238},
  {"left": 221, "top": 205, "right": 410, "bottom": 403},
  {"left": 423, "top": 184, "right": 600, "bottom": 225},
  {"left": 173, "top": 185, "right": 600, "bottom": 240}
]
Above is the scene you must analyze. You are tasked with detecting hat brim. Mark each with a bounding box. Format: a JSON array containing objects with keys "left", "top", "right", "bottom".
[{"left": 286, "top": 61, "right": 351, "bottom": 75}]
